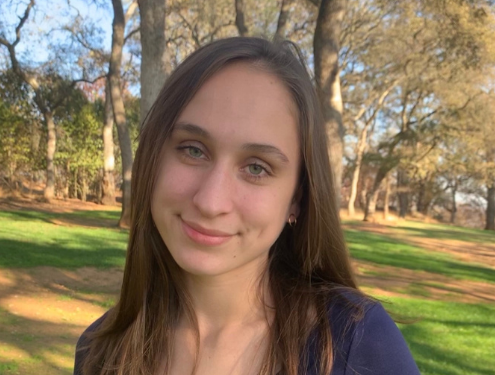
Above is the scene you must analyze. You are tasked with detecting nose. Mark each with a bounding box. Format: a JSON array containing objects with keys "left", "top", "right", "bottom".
[{"left": 192, "top": 162, "right": 235, "bottom": 218}]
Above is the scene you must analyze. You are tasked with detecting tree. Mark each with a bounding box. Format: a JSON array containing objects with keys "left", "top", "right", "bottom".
[
  {"left": 1, "top": 1, "right": 62, "bottom": 199},
  {"left": 313, "top": 0, "right": 345, "bottom": 206},
  {"left": 235, "top": 0, "right": 249, "bottom": 36},
  {"left": 109, "top": 0, "right": 135, "bottom": 228},
  {"left": 101, "top": 82, "right": 116, "bottom": 205},
  {"left": 0, "top": 71, "right": 39, "bottom": 191},
  {"left": 0, "top": 0, "right": 105, "bottom": 200},
  {"left": 138, "top": 0, "right": 171, "bottom": 125}
]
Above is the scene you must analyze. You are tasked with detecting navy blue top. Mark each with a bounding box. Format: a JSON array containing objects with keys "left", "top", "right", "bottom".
[{"left": 74, "top": 297, "right": 420, "bottom": 374}]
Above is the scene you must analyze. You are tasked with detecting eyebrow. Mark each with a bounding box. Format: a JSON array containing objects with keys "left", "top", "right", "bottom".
[
  {"left": 173, "top": 121, "right": 290, "bottom": 164},
  {"left": 174, "top": 121, "right": 210, "bottom": 139}
]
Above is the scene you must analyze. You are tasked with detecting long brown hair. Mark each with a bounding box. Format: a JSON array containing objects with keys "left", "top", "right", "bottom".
[{"left": 82, "top": 37, "right": 367, "bottom": 375}]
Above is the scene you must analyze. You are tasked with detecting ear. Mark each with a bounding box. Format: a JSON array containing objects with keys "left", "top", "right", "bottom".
[{"left": 289, "top": 185, "right": 302, "bottom": 218}]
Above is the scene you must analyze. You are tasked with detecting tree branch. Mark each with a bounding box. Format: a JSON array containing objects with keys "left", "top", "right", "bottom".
[
  {"left": 124, "top": 27, "right": 140, "bottom": 44},
  {"left": 73, "top": 74, "right": 107, "bottom": 85},
  {"left": 306, "top": 0, "right": 320, "bottom": 6},
  {"left": 235, "top": 0, "right": 248, "bottom": 36},
  {"left": 13, "top": 0, "right": 35, "bottom": 47},
  {"left": 125, "top": 0, "right": 138, "bottom": 24}
]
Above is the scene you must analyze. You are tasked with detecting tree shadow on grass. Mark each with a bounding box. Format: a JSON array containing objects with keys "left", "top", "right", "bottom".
[
  {"left": 0, "top": 308, "right": 82, "bottom": 375},
  {"left": 346, "top": 229, "right": 495, "bottom": 283},
  {"left": 0, "top": 236, "right": 126, "bottom": 269},
  {"left": 0, "top": 210, "right": 121, "bottom": 229},
  {"left": 400, "top": 321, "right": 495, "bottom": 375},
  {"left": 395, "top": 224, "right": 495, "bottom": 245}
]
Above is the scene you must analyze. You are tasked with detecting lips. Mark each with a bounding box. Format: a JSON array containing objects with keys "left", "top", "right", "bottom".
[{"left": 181, "top": 218, "right": 234, "bottom": 246}]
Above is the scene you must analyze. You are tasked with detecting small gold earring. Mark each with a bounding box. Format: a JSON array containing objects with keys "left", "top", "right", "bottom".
[{"left": 288, "top": 214, "right": 297, "bottom": 227}]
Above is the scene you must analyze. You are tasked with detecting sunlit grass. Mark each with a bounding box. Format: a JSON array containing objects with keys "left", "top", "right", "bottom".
[
  {"left": 382, "top": 296, "right": 495, "bottom": 375},
  {"left": 1, "top": 209, "right": 495, "bottom": 374},
  {"left": 0, "top": 210, "right": 127, "bottom": 268},
  {"left": 345, "top": 228, "right": 495, "bottom": 283}
]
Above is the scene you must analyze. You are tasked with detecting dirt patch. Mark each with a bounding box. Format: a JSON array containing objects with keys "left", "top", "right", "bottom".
[
  {"left": 345, "top": 221, "right": 495, "bottom": 268},
  {"left": 0, "top": 196, "right": 122, "bottom": 229},
  {"left": 0, "top": 196, "right": 120, "bottom": 214},
  {"left": 0, "top": 267, "right": 122, "bottom": 375},
  {"left": 354, "top": 260, "right": 495, "bottom": 304}
]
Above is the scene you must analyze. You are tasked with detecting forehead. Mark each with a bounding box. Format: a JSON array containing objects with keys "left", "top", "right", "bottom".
[{"left": 175, "top": 62, "right": 300, "bottom": 158}]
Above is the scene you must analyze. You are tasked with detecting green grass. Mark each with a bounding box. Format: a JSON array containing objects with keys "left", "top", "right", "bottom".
[
  {"left": 382, "top": 296, "right": 495, "bottom": 375},
  {"left": 395, "top": 220, "right": 495, "bottom": 245},
  {"left": 1, "top": 209, "right": 495, "bottom": 374},
  {"left": 0, "top": 210, "right": 127, "bottom": 268},
  {"left": 0, "top": 361, "right": 19, "bottom": 374},
  {"left": 345, "top": 228, "right": 495, "bottom": 283}
]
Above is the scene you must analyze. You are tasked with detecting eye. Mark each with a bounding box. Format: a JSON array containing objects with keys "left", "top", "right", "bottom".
[
  {"left": 248, "top": 164, "right": 264, "bottom": 175},
  {"left": 187, "top": 146, "right": 203, "bottom": 158},
  {"left": 243, "top": 161, "right": 272, "bottom": 182},
  {"left": 177, "top": 145, "right": 206, "bottom": 160}
]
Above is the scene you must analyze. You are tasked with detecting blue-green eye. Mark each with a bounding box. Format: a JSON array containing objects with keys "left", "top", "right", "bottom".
[
  {"left": 248, "top": 164, "right": 264, "bottom": 175},
  {"left": 188, "top": 147, "right": 203, "bottom": 158}
]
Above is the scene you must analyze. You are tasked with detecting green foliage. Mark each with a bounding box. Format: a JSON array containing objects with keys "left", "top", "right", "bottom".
[
  {"left": 57, "top": 100, "right": 104, "bottom": 173},
  {"left": 0, "top": 71, "right": 43, "bottom": 183}
]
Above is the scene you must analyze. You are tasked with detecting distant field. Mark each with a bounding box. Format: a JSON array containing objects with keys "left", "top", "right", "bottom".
[{"left": 0, "top": 208, "right": 494, "bottom": 375}]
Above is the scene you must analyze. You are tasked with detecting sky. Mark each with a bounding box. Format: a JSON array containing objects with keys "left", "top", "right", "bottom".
[
  {"left": 1, "top": 0, "right": 113, "bottom": 71},
  {"left": 0, "top": 0, "right": 142, "bottom": 94}
]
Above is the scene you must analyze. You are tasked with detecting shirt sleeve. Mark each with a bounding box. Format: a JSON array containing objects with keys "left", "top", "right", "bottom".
[
  {"left": 73, "top": 313, "right": 108, "bottom": 375},
  {"left": 344, "top": 303, "right": 421, "bottom": 375}
]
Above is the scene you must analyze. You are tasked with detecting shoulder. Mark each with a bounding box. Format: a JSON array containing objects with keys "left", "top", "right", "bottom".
[
  {"left": 73, "top": 312, "right": 109, "bottom": 375},
  {"left": 327, "top": 291, "right": 420, "bottom": 375}
]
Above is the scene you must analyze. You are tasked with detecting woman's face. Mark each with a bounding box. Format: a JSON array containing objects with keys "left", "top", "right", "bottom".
[{"left": 151, "top": 62, "right": 301, "bottom": 278}]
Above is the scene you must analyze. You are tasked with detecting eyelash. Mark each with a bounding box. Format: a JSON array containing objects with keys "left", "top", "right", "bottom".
[{"left": 176, "top": 145, "right": 272, "bottom": 181}]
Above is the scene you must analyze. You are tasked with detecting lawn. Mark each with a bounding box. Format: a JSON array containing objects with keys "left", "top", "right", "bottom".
[
  {"left": 0, "top": 210, "right": 127, "bottom": 268},
  {"left": 345, "top": 227, "right": 495, "bottom": 283},
  {"left": 0, "top": 208, "right": 494, "bottom": 374}
]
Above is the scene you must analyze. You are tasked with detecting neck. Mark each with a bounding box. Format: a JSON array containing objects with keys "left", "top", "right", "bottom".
[{"left": 182, "top": 261, "right": 272, "bottom": 332}]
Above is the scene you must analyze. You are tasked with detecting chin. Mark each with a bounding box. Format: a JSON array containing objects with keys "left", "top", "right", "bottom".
[{"left": 166, "top": 244, "right": 230, "bottom": 277}]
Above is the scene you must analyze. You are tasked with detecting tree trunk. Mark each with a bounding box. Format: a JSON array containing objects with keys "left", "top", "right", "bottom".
[
  {"left": 101, "top": 81, "right": 117, "bottom": 206},
  {"left": 363, "top": 167, "right": 389, "bottom": 221},
  {"left": 383, "top": 173, "right": 390, "bottom": 220},
  {"left": 110, "top": 0, "right": 134, "bottom": 228},
  {"left": 275, "top": 0, "right": 295, "bottom": 40},
  {"left": 43, "top": 111, "right": 56, "bottom": 200},
  {"left": 73, "top": 168, "right": 78, "bottom": 199},
  {"left": 81, "top": 168, "right": 87, "bottom": 202},
  {"left": 348, "top": 122, "right": 369, "bottom": 217},
  {"left": 138, "top": 0, "right": 170, "bottom": 125},
  {"left": 235, "top": 0, "right": 249, "bottom": 36},
  {"left": 450, "top": 183, "right": 457, "bottom": 224},
  {"left": 314, "top": 0, "right": 345, "bottom": 208},
  {"left": 416, "top": 181, "right": 426, "bottom": 214},
  {"left": 363, "top": 189, "right": 379, "bottom": 222},
  {"left": 63, "top": 161, "right": 70, "bottom": 200},
  {"left": 397, "top": 169, "right": 409, "bottom": 218},
  {"left": 485, "top": 184, "right": 495, "bottom": 231}
]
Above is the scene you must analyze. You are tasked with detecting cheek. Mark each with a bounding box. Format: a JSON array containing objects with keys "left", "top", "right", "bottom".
[
  {"left": 152, "top": 160, "right": 200, "bottom": 207},
  {"left": 237, "top": 185, "right": 292, "bottom": 230}
]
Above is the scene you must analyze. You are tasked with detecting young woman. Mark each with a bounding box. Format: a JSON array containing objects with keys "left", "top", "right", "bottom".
[{"left": 74, "top": 37, "right": 420, "bottom": 375}]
